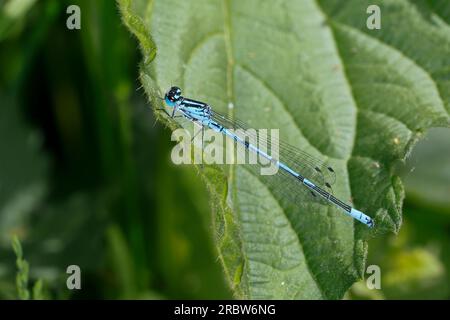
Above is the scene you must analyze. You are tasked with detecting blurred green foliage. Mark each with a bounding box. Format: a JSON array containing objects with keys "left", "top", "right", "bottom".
[
  {"left": 0, "top": 0, "right": 449, "bottom": 300},
  {"left": 349, "top": 128, "right": 450, "bottom": 300},
  {"left": 0, "top": 0, "right": 230, "bottom": 299}
]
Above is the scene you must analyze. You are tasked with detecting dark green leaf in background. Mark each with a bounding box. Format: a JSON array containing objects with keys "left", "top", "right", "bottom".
[{"left": 404, "top": 128, "right": 450, "bottom": 211}]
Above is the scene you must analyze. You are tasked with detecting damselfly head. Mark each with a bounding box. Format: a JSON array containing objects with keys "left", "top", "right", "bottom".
[{"left": 164, "top": 86, "right": 182, "bottom": 107}]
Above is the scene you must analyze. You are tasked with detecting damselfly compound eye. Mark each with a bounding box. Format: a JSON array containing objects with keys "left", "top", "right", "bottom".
[{"left": 165, "top": 86, "right": 182, "bottom": 103}]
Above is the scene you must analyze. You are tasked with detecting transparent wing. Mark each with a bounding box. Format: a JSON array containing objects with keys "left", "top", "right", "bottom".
[
  {"left": 241, "top": 159, "right": 330, "bottom": 209},
  {"left": 166, "top": 106, "right": 334, "bottom": 208},
  {"left": 210, "top": 110, "right": 336, "bottom": 191}
]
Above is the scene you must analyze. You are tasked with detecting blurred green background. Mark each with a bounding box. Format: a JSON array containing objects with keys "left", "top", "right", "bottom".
[{"left": 0, "top": 0, "right": 448, "bottom": 299}]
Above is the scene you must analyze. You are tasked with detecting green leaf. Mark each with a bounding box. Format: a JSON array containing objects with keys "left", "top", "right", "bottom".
[
  {"left": 117, "top": 0, "right": 157, "bottom": 65},
  {"left": 118, "top": 0, "right": 450, "bottom": 299}
]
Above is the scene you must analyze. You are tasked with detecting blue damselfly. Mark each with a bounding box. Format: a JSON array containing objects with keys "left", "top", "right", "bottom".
[{"left": 162, "top": 86, "right": 374, "bottom": 228}]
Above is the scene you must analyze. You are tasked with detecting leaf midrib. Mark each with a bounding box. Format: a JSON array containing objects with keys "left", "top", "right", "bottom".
[{"left": 219, "top": 0, "right": 358, "bottom": 298}]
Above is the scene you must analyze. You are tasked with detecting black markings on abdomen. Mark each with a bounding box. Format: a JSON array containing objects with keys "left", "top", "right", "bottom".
[{"left": 329, "top": 195, "right": 351, "bottom": 212}]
